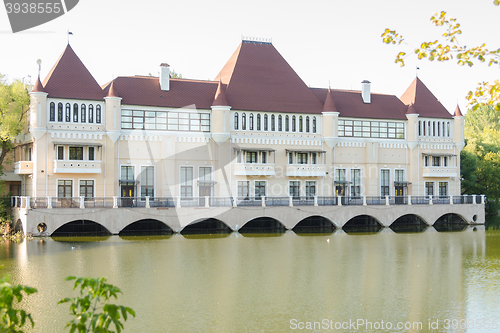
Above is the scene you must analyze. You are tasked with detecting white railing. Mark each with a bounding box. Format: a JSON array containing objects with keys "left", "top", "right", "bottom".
[{"left": 53, "top": 160, "right": 102, "bottom": 173}]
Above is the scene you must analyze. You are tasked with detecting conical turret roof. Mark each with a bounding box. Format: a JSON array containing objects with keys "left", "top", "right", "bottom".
[
  {"left": 212, "top": 81, "right": 229, "bottom": 106},
  {"left": 400, "top": 77, "right": 451, "bottom": 118},
  {"left": 322, "top": 89, "right": 338, "bottom": 112},
  {"left": 31, "top": 76, "right": 44, "bottom": 92}
]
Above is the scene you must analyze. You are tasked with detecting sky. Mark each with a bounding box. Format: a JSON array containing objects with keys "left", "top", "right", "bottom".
[{"left": 1, "top": 0, "right": 499, "bottom": 115}]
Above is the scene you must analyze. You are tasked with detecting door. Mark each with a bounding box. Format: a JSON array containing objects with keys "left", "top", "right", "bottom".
[
  {"left": 121, "top": 186, "right": 134, "bottom": 207},
  {"left": 395, "top": 185, "right": 406, "bottom": 204}
]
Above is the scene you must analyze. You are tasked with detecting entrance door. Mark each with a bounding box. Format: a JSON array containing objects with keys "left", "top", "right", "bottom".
[
  {"left": 395, "top": 185, "right": 406, "bottom": 204},
  {"left": 121, "top": 186, "right": 134, "bottom": 207}
]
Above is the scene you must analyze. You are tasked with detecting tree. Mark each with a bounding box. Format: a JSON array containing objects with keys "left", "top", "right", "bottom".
[
  {"left": 381, "top": 2, "right": 500, "bottom": 110},
  {"left": 0, "top": 75, "right": 30, "bottom": 172},
  {"left": 0, "top": 275, "right": 37, "bottom": 333},
  {"left": 59, "top": 276, "right": 135, "bottom": 333}
]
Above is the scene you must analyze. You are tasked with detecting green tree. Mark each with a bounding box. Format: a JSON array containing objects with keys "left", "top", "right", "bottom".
[
  {"left": 0, "top": 275, "right": 37, "bottom": 333},
  {"left": 59, "top": 276, "right": 135, "bottom": 333},
  {"left": 381, "top": 2, "right": 500, "bottom": 110}
]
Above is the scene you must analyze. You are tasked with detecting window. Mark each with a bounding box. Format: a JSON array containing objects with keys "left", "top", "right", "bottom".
[
  {"left": 249, "top": 114, "right": 254, "bottom": 130},
  {"left": 79, "top": 180, "right": 94, "bottom": 199},
  {"left": 57, "top": 146, "right": 64, "bottom": 160},
  {"left": 88, "top": 147, "right": 95, "bottom": 161},
  {"left": 306, "top": 117, "right": 310, "bottom": 132},
  {"left": 311, "top": 153, "right": 317, "bottom": 164},
  {"left": 96, "top": 105, "right": 102, "bottom": 123},
  {"left": 234, "top": 113, "right": 239, "bottom": 130},
  {"left": 288, "top": 152, "right": 293, "bottom": 164},
  {"left": 299, "top": 116, "right": 303, "bottom": 132},
  {"left": 338, "top": 120, "right": 404, "bottom": 139},
  {"left": 335, "top": 169, "right": 346, "bottom": 182},
  {"left": 58, "top": 180, "right": 72, "bottom": 198},
  {"left": 289, "top": 181, "right": 301, "bottom": 198},
  {"left": 297, "top": 153, "right": 308, "bottom": 164},
  {"left": 180, "top": 166, "right": 193, "bottom": 197},
  {"left": 264, "top": 115, "right": 268, "bottom": 131},
  {"left": 395, "top": 170, "right": 404, "bottom": 182},
  {"left": 73, "top": 103, "right": 78, "bottom": 122},
  {"left": 335, "top": 169, "right": 347, "bottom": 196},
  {"left": 424, "top": 156, "right": 430, "bottom": 167},
  {"left": 140, "top": 166, "right": 154, "bottom": 197},
  {"left": 381, "top": 169, "right": 390, "bottom": 196},
  {"left": 257, "top": 114, "right": 261, "bottom": 131},
  {"left": 271, "top": 115, "right": 275, "bottom": 131},
  {"left": 69, "top": 147, "right": 83, "bottom": 160},
  {"left": 312, "top": 117, "right": 316, "bottom": 133},
  {"left": 351, "top": 169, "right": 361, "bottom": 197},
  {"left": 58, "top": 102, "right": 63, "bottom": 122},
  {"left": 242, "top": 113, "right": 246, "bottom": 130},
  {"left": 121, "top": 166, "right": 134, "bottom": 181},
  {"left": 306, "top": 181, "right": 316, "bottom": 199},
  {"left": 443, "top": 156, "right": 448, "bottom": 166},
  {"left": 425, "top": 182, "right": 434, "bottom": 197},
  {"left": 261, "top": 152, "right": 267, "bottom": 164},
  {"left": 238, "top": 181, "right": 250, "bottom": 199},
  {"left": 254, "top": 181, "right": 266, "bottom": 198},
  {"left": 285, "top": 115, "right": 289, "bottom": 131},
  {"left": 121, "top": 110, "right": 209, "bottom": 131},
  {"left": 246, "top": 152, "right": 257, "bottom": 163},
  {"left": 432, "top": 156, "right": 440, "bottom": 166},
  {"left": 50, "top": 102, "right": 55, "bottom": 121},
  {"left": 81, "top": 104, "right": 86, "bottom": 123},
  {"left": 199, "top": 167, "right": 212, "bottom": 181},
  {"left": 65, "top": 103, "right": 71, "bottom": 122},
  {"left": 278, "top": 115, "right": 282, "bottom": 131},
  {"left": 236, "top": 150, "right": 242, "bottom": 163},
  {"left": 89, "top": 104, "right": 94, "bottom": 123},
  {"left": 292, "top": 116, "right": 296, "bottom": 131},
  {"left": 447, "top": 122, "right": 450, "bottom": 137},
  {"left": 439, "top": 182, "right": 448, "bottom": 197}
]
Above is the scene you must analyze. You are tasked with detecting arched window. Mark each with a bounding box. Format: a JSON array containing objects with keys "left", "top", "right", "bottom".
[
  {"left": 442, "top": 122, "right": 445, "bottom": 137},
  {"left": 292, "top": 116, "right": 296, "bottom": 132},
  {"left": 312, "top": 117, "right": 316, "bottom": 133},
  {"left": 285, "top": 115, "right": 289, "bottom": 131},
  {"left": 432, "top": 121, "right": 436, "bottom": 136},
  {"left": 306, "top": 116, "right": 310, "bottom": 132},
  {"left": 65, "top": 103, "right": 71, "bottom": 122},
  {"left": 256, "top": 114, "right": 261, "bottom": 131},
  {"left": 49, "top": 102, "right": 55, "bottom": 121},
  {"left": 249, "top": 114, "right": 254, "bottom": 130},
  {"left": 447, "top": 122, "right": 450, "bottom": 137},
  {"left": 278, "top": 115, "right": 282, "bottom": 131},
  {"left": 264, "top": 115, "right": 268, "bottom": 131},
  {"left": 88, "top": 104, "right": 94, "bottom": 123},
  {"left": 58, "top": 103, "right": 63, "bottom": 122},
  {"left": 437, "top": 121, "right": 440, "bottom": 136},
  {"left": 418, "top": 121, "right": 421, "bottom": 136},
  {"left": 242, "top": 113, "right": 246, "bottom": 130},
  {"left": 96, "top": 105, "right": 102, "bottom": 124},
  {"left": 234, "top": 113, "right": 239, "bottom": 130},
  {"left": 299, "top": 116, "right": 303, "bottom": 132},
  {"left": 271, "top": 115, "right": 275, "bottom": 131},
  {"left": 81, "top": 104, "right": 86, "bottom": 123},
  {"left": 73, "top": 103, "right": 78, "bottom": 122},
  {"left": 428, "top": 121, "right": 431, "bottom": 136}
]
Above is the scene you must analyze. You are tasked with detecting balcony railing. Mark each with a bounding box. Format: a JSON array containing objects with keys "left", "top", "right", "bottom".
[
  {"left": 234, "top": 163, "right": 275, "bottom": 176},
  {"left": 11, "top": 194, "right": 485, "bottom": 209},
  {"left": 53, "top": 160, "right": 102, "bottom": 173},
  {"left": 286, "top": 164, "right": 326, "bottom": 177},
  {"left": 14, "top": 161, "right": 33, "bottom": 174}
]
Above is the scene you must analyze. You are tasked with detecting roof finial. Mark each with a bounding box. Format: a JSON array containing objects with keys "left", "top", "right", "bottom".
[
  {"left": 67, "top": 30, "right": 73, "bottom": 44},
  {"left": 416, "top": 66, "right": 420, "bottom": 78},
  {"left": 36, "top": 59, "right": 42, "bottom": 77}
]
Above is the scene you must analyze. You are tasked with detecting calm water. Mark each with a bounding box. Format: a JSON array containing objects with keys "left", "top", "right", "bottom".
[{"left": 1, "top": 228, "right": 500, "bottom": 333}]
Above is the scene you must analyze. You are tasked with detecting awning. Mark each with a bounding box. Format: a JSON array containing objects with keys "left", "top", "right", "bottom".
[
  {"left": 53, "top": 141, "right": 103, "bottom": 148},
  {"left": 286, "top": 149, "right": 326, "bottom": 154},
  {"left": 198, "top": 180, "right": 217, "bottom": 186},
  {"left": 334, "top": 180, "right": 351, "bottom": 184},
  {"left": 119, "top": 179, "right": 139, "bottom": 185},
  {"left": 234, "top": 148, "right": 276, "bottom": 152},
  {"left": 394, "top": 181, "right": 412, "bottom": 185},
  {"left": 422, "top": 153, "right": 457, "bottom": 157}
]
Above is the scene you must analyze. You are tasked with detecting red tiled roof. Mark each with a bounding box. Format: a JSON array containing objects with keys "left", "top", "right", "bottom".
[
  {"left": 212, "top": 81, "right": 229, "bottom": 106},
  {"left": 32, "top": 76, "right": 44, "bottom": 92},
  {"left": 311, "top": 88, "right": 408, "bottom": 120},
  {"left": 322, "top": 89, "right": 338, "bottom": 112},
  {"left": 214, "top": 41, "right": 324, "bottom": 113},
  {"left": 42, "top": 44, "right": 104, "bottom": 100},
  {"left": 102, "top": 76, "right": 218, "bottom": 109},
  {"left": 106, "top": 81, "right": 119, "bottom": 98},
  {"left": 454, "top": 105, "right": 463, "bottom": 117},
  {"left": 400, "top": 77, "right": 452, "bottom": 119}
]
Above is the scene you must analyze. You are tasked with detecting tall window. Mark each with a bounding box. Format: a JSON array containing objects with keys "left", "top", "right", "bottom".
[
  {"left": 439, "top": 182, "right": 448, "bottom": 197},
  {"left": 246, "top": 151, "right": 257, "bottom": 163},
  {"left": 312, "top": 117, "right": 316, "bottom": 133},
  {"left": 88, "top": 147, "right": 95, "bottom": 161},
  {"left": 351, "top": 169, "right": 361, "bottom": 197},
  {"left": 89, "top": 105, "right": 94, "bottom": 123},
  {"left": 306, "top": 181, "right": 316, "bottom": 199},
  {"left": 299, "top": 116, "right": 303, "bottom": 132},
  {"left": 285, "top": 115, "right": 289, "bottom": 131},
  {"left": 311, "top": 153, "right": 317, "bottom": 164},
  {"left": 395, "top": 170, "right": 404, "bottom": 182},
  {"left": 140, "top": 166, "right": 154, "bottom": 197},
  {"left": 73, "top": 103, "right": 78, "bottom": 122},
  {"left": 254, "top": 181, "right": 266, "bottom": 198},
  {"left": 306, "top": 117, "right": 310, "bottom": 132},
  {"left": 271, "top": 115, "right": 275, "bottom": 131},
  {"left": 180, "top": 166, "right": 193, "bottom": 197},
  {"left": 234, "top": 113, "right": 239, "bottom": 130},
  {"left": 432, "top": 156, "right": 440, "bottom": 166},
  {"left": 381, "top": 170, "right": 390, "bottom": 196},
  {"left": 264, "top": 115, "right": 268, "bottom": 131},
  {"left": 65, "top": 103, "right": 71, "bottom": 122},
  {"left": 249, "top": 114, "right": 254, "bottom": 130},
  {"left": 443, "top": 156, "right": 448, "bottom": 166},
  {"left": 278, "top": 115, "right": 282, "bottom": 131},
  {"left": 297, "top": 153, "right": 308, "bottom": 164},
  {"left": 289, "top": 181, "right": 301, "bottom": 198},
  {"left": 292, "top": 116, "right": 296, "bottom": 132},
  {"left": 257, "top": 114, "right": 261, "bottom": 130},
  {"left": 69, "top": 147, "right": 83, "bottom": 160},
  {"left": 81, "top": 104, "right": 86, "bottom": 123},
  {"left": 121, "top": 166, "right": 134, "bottom": 181},
  {"left": 242, "top": 113, "right": 246, "bottom": 130},
  {"left": 425, "top": 182, "right": 434, "bottom": 197},
  {"left": 58, "top": 180, "right": 72, "bottom": 198},
  {"left": 96, "top": 105, "right": 102, "bottom": 123},
  {"left": 238, "top": 181, "right": 250, "bottom": 199},
  {"left": 57, "top": 146, "right": 64, "bottom": 160},
  {"left": 424, "top": 156, "right": 430, "bottom": 167},
  {"left": 261, "top": 152, "right": 267, "bottom": 164},
  {"left": 50, "top": 102, "right": 55, "bottom": 121},
  {"left": 58, "top": 102, "right": 63, "bottom": 122},
  {"left": 288, "top": 152, "right": 293, "bottom": 164},
  {"left": 79, "top": 180, "right": 94, "bottom": 199}
]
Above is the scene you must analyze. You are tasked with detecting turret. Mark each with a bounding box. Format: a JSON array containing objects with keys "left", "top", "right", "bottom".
[
  {"left": 453, "top": 105, "right": 465, "bottom": 149},
  {"left": 322, "top": 89, "right": 339, "bottom": 149},
  {"left": 405, "top": 103, "right": 419, "bottom": 148},
  {"left": 29, "top": 76, "right": 48, "bottom": 140},
  {"left": 211, "top": 81, "right": 231, "bottom": 145},
  {"left": 104, "top": 81, "right": 122, "bottom": 143}
]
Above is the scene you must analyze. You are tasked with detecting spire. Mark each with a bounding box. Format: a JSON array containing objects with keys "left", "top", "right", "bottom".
[
  {"left": 212, "top": 81, "right": 229, "bottom": 106},
  {"left": 31, "top": 76, "right": 44, "bottom": 92},
  {"left": 454, "top": 104, "right": 463, "bottom": 117},
  {"left": 106, "top": 81, "right": 119, "bottom": 97},
  {"left": 322, "top": 89, "right": 338, "bottom": 112},
  {"left": 406, "top": 103, "right": 418, "bottom": 115}
]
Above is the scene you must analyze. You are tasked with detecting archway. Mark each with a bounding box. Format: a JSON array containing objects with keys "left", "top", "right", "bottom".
[
  {"left": 390, "top": 214, "right": 428, "bottom": 233},
  {"left": 293, "top": 216, "right": 336, "bottom": 234},
  {"left": 51, "top": 220, "right": 111, "bottom": 237},
  {"left": 433, "top": 213, "right": 468, "bottom": 232},
  {"left": 180, "top": 218, "right": 231, "bottom": 235},
  {"left": 239, "top": 217, "right": 286, "bottom": 234},
  {"left": 119, "top": 219, "right": 173, "bottom": 236},
  {"left": 13, "top": 219, "right": 24, "bottom": 234},
  {"left": 343, "top": 215, "right": 382, "bottom": 233}
]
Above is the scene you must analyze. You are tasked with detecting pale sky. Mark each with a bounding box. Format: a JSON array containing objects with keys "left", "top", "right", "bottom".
[{"left": 1, "top": 0, "right": 499, "bottom": 114}]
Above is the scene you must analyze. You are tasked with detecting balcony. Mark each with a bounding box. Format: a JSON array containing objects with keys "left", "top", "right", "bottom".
[
  {"left": 14, "top": 161, "right": 33, "bottom": 174},
  {"left": 422, "top": 166, "right": 458, "bottom": 178},
  {"left": 53, "top": 160, "right": 102, "bottom": 173},
  {"left": 234, "top": 163, "right": 275, "bottom": 176},
  {"left": 286, "top": 164, "right": 326, "bottom": 177}
]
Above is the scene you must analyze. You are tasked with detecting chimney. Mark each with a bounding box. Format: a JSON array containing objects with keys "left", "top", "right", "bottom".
[
  {"left": 160, "top": 63, "right": 170, "bottom": 91},
  {"left": 361, "top": 80, "right": 371, "bottom": 103}
]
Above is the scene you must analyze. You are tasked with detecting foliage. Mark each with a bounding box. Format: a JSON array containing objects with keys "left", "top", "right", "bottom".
[
  {"left": 169, "top": 70, "right": 182, "bottom": 79},
  {"left": 381, "top": 3, "right": 500, "bottom": 110},
  {"left": 0, "top": 275, "right": 37, "bottom": 333},
  {"left": 0, "top": 75, "right": 30, "bottom": 171},
  {"left": 59, "top": 276, "right": 135, "bottom": 333}
]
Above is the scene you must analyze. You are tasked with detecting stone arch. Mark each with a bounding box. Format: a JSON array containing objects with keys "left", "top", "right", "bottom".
[
  {"left": 239, "top": 216, "right": 286, "bottom": 234},
  {"left": 13, "top": 219, "right": 23, "bottom": 234},
  {"left": 181, "top": 218, "right": 231, "bottom": 235},
  {"left": 433, "top": 213, "right": 468, "bottom": 232},
  {"left": 51, "top": 220, "right": 111, "bottom": 237},
  {"left": 390, "top": 214, "right": 428, "bottom": 233},
  {"left": 343, "top": 214, "right": 383, "bottom": 233},
  {"left": 292, "top": 215, "right": 336, "bottom": 234},
  {"left": 119, "top": 219, "right": 174, "bottom": 236}
]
